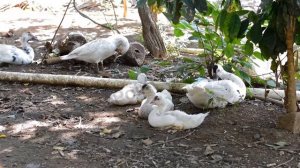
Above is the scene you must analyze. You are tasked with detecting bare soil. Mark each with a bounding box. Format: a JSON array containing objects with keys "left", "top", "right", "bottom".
[{"left": 0, "top": 3, "right": 300, "bottom": 168}]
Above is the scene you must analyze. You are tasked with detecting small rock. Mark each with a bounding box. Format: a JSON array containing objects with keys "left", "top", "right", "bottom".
[
  {"left": 211, "top": 154, "right": 223, "bottom": 163},
  {"left": 25, "top": 163, "right": 41, "bottom": 168},
  {"left": 179, "top": 97, "right": 190, "bottom": 104},
  {"left": 204, "top": 145, "right": 214, "bottom": 156},
  {"left": 142, "top": 138, "right": 153, "bottom": 146},
  {"left": 253, "top": 133, "right": 261, "bottom": 140},
  {"left": 279, "top": 151, "right": 284, "bottom": 156}
]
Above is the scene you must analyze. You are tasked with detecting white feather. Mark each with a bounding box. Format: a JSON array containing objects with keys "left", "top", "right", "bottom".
[
  {"left": 108, "top": 73, "right": 147, "bottom": 105},
  {"left": 60, "top": 34, "right": 129, "bottom": 64},
  {"left": 139, "top": 83, "right": 174, "bottom": 119},
  {"left": 148, "top": 95, "right": 209, "bottom": 129},
  {"left": 183, "top": 64, "right": 246, "bottom": 109},
  {"left": 0, "top": 32, "right": 36, "bottom": 65}
]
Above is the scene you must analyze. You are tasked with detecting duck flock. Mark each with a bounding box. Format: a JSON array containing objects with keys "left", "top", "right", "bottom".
[{"left": 0, "top": 32, "right": 247, "bottom": 130}]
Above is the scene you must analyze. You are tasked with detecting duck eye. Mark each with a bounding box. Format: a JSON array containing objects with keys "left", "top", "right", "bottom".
[
  {"left": 154, "top": 96, "right": 159, "bottom": 101},
  {"left": 142, "top": 84, "right": 147, "bottom": 89}
]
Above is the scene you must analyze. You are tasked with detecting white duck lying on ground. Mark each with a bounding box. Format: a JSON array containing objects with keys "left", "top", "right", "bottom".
[
  {"left": 59, "top": 34, "right": 129, "bottom": 73},
  {"left": 108, "top": 73, "right": 147, "bottom": 105},
  {"left": 138, "top": 83, "right": 174, "bottom": 119},
  {"left": 0, "top": 32, "right": 37, "bottom": 65},
  {"left": 183, "top": 64, "right": 246, "bottom": 109},
  {"left": 148, "top": 94, "right": 209, "bottom": 130}
]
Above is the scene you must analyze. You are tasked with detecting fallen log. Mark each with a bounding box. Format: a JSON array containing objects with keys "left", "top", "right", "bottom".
[
  {"left": 0, "top": 71, "right": 186, "bottom": 93},
  {"left": 249, "top": 88, "right": 300, "bottom": 101},
  {"left": 1, "top": 71, "right": 300, "bottom": 102}
]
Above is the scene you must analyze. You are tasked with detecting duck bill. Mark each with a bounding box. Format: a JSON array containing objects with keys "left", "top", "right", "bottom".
[{"left": 212, "top": 73, "right": 218, "bottom": 80}]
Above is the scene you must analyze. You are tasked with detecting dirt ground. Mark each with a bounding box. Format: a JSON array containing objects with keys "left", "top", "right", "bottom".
[{"left": 0, "top": 2, "right": 300, "bottom": 168}]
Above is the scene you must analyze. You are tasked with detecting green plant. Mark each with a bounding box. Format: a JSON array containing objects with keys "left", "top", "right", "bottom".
[{"left": 172, "top": 2, "right": 255, "bottom": 85}]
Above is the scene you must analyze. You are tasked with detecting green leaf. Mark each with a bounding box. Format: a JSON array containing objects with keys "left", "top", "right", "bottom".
[
  {"left": 174, "top": 28, "right": 184, "bottom": 37},
  {"left": 224, "top": 43, "right": 234, "bottom": 57},
  {"left": 295, "top": 33, "right": 300, "bottom": 45},
  {"left": 128, "top": 69, "right": 138, "bottom": 80},
  {"left": 218, "top": 9, "right": 228, "bottom": 32},
  {"left": 236, "top": 69, "right": 251, "bottom": 85},
  {"left": 158, "top": 61, "right": 172, "bottom": 67},
  {"left": 140, "top": 65, "right": 150, "bottom": 73},
  {"left": 198, "top": 66, "right": 206, "bottom": 76},
  {"left": 253, "top": 51, "right": 264, "bottom": 60},
  {"left": 182, "top": 57, "right": 194, "bottom": 63},
  {"left": 243, "top": 40, "right": 253, "bottom": 55},
  {"left": 266, "top": 79, "right": 276, "bottom": 88},
  {"left": 259, "top": 27, "right": 276, "bottom": 59},
  {"left": 147, "top": 0, "right": 156, "bottom": 6},
  {"left": 194, "top": 0, "right": 207, "bottom": 13},
  {"left": 220, "top": 12, "right": 241, "bottom": 41},
  {"left": 247, "top": 23, "right": 262, "bottom": 44},
  {"left": 237, "top": 19, "right": 249, "bottom": 38}
]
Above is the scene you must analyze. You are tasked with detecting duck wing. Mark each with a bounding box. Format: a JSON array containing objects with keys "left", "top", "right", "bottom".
[
  {"left": 0, "top": 44, "right": 31, "bottom": 64},
  {"left": 159, "top": 89, "right": 172, "bottom": 101},
  {"left": 203, "top": 80, "right": 242, "bottom": 104},
  {"left": 164, "top": 110, "right": 209, "bottom": 129},
  {"left": 60, "top": 38, "right": 116, "bottom": 62}
]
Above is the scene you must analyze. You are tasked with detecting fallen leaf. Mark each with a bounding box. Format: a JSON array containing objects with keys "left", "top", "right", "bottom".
[
  {"left": 177, "top": 143, "right": 189, "bottom": 147},
  {"left": 111, "top": 131, "right": 125, "bottom": 139},
  {"left": 204, "top": 145, "right": 214, "bottom": 155},
  {"left": 0, "top": 133, "right": 7, "bottom": 138},
  {"left": 211, "top": 154, "right": 223, "bottom": 163},
  {"left": 100, "top": 128, "right": 112, "bottom": 136},
  {"left": 274, "top": 141, "right": 287, "bottom": 147},
  {"left": 266, "top": 141, "right": 288, "bottom": 150},
  {"left": 142, "top": 138, "right": 153, "bottom": 146},
  {"left": 53, "top": 146, "right": 64, "bottom": 151}
]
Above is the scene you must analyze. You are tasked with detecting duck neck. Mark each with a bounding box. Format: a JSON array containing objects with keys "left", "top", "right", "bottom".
[
  {"left": 220, "top": 71, "right": 246, "bottom": 92},
  {"left": 21, "top": 41, "right": 34, "bottom": 59}
]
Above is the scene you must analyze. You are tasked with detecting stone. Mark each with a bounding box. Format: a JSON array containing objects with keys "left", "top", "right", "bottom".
[
  {"left": 278, "top": 112, "right": 300, "bottom": 134},
  {"left": 118, "top": 42, "right": 146, "bottom": 66}
]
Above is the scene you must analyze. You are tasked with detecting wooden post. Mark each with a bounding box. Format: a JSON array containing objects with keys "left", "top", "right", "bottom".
[{"left": 123, "top": 0, "right": 127, "bottom": 17}]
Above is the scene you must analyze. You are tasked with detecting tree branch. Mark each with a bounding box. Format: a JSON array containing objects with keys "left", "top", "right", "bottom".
[{"left": 73, "top": 0, "right": 120, "bottom": 33}]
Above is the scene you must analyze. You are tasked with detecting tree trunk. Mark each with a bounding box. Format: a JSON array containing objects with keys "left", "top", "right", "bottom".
[
  {"left": 138, "top": 4, "right": 167, "bottom": 58},
  {"left": 285, "top": 15, "right": 298, "bottom": 113}
]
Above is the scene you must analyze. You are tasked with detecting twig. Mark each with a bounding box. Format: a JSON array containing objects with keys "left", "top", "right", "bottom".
[
  {"left": 109, "top": 0, "right": 118, "bottom": 26},
  {"left": 152, "top": 130, "right": 196, "bottom": 146},
  {"left": 253, "top": 95, "right": 284, "bottom": 106},
  {"left": 73, "top": 0, "right": 119, "bottom": 33},
  {"left": 274, "top": 157, "right": 294, "bottom": 168},
  {"left": 41, "top": 0, "right": 72, "bottom": 61},
  {"left": 128, "top": 158, "right": 150, "bottom": 166}
]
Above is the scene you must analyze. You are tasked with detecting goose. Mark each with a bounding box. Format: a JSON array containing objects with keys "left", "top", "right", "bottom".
[
  {"left": 108, "top": 73, "right": 147, "bottom": 105},
  {"left": 148, "top": 94, "right": 209, "bottom": 130},
  {"left": 59, "top": 34, "right": 130, "bottom": 73},
  {"left": 0, "top": 32, "right": 37, "bottom": 65},
  {"left": 138, "top": 83, "right": 174, "bottom": 119},
  {"left": 183, "top": 64, "right": 246, "bottom": 109}
]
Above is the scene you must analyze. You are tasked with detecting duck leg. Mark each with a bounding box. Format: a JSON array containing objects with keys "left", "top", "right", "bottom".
[{"left": 93, "top": 63, "right": 100, "bottom": 74}]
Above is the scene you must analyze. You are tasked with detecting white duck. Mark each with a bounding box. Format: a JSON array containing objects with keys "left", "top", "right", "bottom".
[
  {"left": 59, "top": 34, "right": 130, "bottom": 73},
  {"left": 183, "top": 64, "right": 246, "bottom": 109},
  {"left": 138, "top": 83, "right": 174, "bottom": 119},
  {"left": 149, "top": 94, "right": 209, "bottom": 130},
  {"left": 108, "top": 73, "right": 147, "bottom": 105},
  {"left": 0, "top": 32, "right": 37, "bottom": 65}
]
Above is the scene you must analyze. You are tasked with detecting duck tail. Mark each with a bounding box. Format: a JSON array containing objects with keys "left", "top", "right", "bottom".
[{"left": 193, "top": 112, "right": 209, "bottom": 126}]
